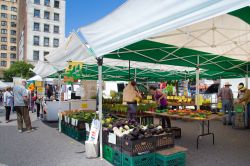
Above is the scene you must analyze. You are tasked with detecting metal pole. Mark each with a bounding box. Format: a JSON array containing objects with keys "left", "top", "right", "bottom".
[
  {"left": 97, "top": 58, "right": 103, "bottom": 159},
  {"left": 58, "top": 74, "right": 62, "bottom": 132},
  {"left": 196, "top": 56, "right": 200, "bottom": 110},
  {"left": 246, "top": 64, "right": 248, "bottom": 88},
  {"left": 134, "top": 68, "right": 137, "bottom": 82},
  {"left": 129, "top": 60, "right": 131, "bottom": 81}
]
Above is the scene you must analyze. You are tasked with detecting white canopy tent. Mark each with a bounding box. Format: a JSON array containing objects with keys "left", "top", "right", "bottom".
[
  {"left": 78, "top": 0, "right": 250, "bottom": 159},
  {"left": 28, "top": 75, "right": 43, "bottom": 81},
  {"left": 79, "top": 0, "right": 250, "bottom": 58},
  {"left": 0, "top": 81, "right": 9, "bottom": 89}
]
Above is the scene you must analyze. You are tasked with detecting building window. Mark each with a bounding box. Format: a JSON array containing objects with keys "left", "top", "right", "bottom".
[
  {"left": 34, "top": 0, "right": 40, "bottom": 4},
  {"left": 10, "top": 38, "right": 16, "bottom": 43},
  {"left": 53, "top": 26, "right": 59, "bottom": 33},
  {"left": 1, "top": 61, "right": 7, "bottom": 67},
  {"left": 10, "top": 46, "right": 16, "bottom": 51},
  {"left": 54, "top": 13, "right": 59, "bottom": 21},
  {"left": 54, "top": 1, "right": 59, "bottom": 8},
  {"left": 10, "top": 0, "right": 17, "bottom": 2},
  {"left": 1, "top": 13, "right": 7, "bottom": 18},
  {"left": 44, "top": 24, "right": 49, "bottom": 32},
  {"left": 1, "top": 45, "right": 7, "bottom": 50},
  {"left": 11, "top": 7, "right": 17, "bottom": 12},
  {"left": 33, "top": 36, "right": 40, "bottom": 45},
  {"left": 44, "top": 37, "right": 49, "bottom": 46},
  {"left": 44, "top": 0, "right": 50, "bottom": 6},
  {"left": 1, "top": 29, "right": 7, "bottom": 34},
  {"left": 1, "top": 37, "right": 7, "bottom": 42},
  {"left": 33, "top": 51, "right": 39, "bottom": 60},
  {"left": 1, "top": 5, "right": 8, "bottom": 10},
  {"left": 44, "top": 11, "right": 50, "bottom": 19},
  {"left": 34, "top": 9, "right": 40, "bottom": 18},
  {"left": 11, "top": 15, "right": 17, "bottom": 20},
  {"left": 53, "top": 38, "right": 59, "bottom": 47},
  {"left": 11, "top": 22, "right": 16, "bottom": 27},
  {"left": 1, "top": 53, "right": 7, "bottom": 58},
  {"left": 1, "top": 21, "right": 7, "bottom": 26},
  {"left": 33, "top": 22, "right": 40, "bottom": 31},
  {"left": 10, "top": 53, "right": 16, "bottom": 59},
  {"left": 10, "top": 30, "right": 16, "bottom": 35}
]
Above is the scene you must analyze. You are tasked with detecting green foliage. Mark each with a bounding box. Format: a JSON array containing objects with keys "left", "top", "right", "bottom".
[{"left": 3, "top": 61, "right": 34, "bottom": 82}]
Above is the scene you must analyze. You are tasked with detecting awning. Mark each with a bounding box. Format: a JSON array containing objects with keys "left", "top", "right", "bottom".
[{"left": 80, "top": 0, "right": 250, "bottom": 58}]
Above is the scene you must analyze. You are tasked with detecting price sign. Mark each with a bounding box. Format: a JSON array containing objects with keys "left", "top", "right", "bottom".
[
  {"left": 81, "top": 103, "right": 88, "bottom": 109},
  {"left": 108, "top": 133, "right": 116, "bottom": 145}
]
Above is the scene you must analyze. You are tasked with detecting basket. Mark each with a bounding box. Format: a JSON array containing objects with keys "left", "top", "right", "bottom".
[
  {"left": 113, "top": 149, "right": 122, "bottom": 166},
  {"left": 155, "top": 152, "right": 186, "bottom": 166},
  {"left": 170, "top": 127, "right": 181, "bottom": 139},
  {"left": 154, "top": 133, "right": 174, "bottom": 150},
  {"left": 122, "top": 152, "right": 155, "bottom": 166},
  {"left": 122, "top": 137, "right": 155, "bottom": 156},
  {"left": 103, "top": 145, "right": 113, "bottom": 163}
]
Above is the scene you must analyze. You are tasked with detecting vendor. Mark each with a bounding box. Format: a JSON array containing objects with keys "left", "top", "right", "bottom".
[
  {"left": 237, "top": 87, "right": 250, "bottom": 128},
  {"left": 237, "top": 83, "right": 245, "bottom": 99},
  {"left": 149, "top": 86, "right": 171, "bottom": 128},
  {"left": 123, "top": 81, "right": 141, "bottom": 120}
]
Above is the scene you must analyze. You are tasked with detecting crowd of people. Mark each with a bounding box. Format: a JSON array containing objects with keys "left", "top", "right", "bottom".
[{"left": 218, "top": 82, "right": 250, "bottom": 128}]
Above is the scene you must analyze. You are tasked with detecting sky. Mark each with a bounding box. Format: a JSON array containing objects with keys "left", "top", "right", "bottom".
[{"left": 65, "top": 0, "right": 126, "bottom": 36}]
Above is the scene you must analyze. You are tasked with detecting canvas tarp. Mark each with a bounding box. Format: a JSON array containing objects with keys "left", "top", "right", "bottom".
[{"left": 80, "top": 0, "right": 250, "bottom": 58}]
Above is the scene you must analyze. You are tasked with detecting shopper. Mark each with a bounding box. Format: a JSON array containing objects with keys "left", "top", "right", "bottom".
[
  {"left": 149, "top": 85, "right": 171, "bottom": 128},
  {"left": 218, "top": 82, "right": 234, "bottom": 125},
  {"left": 123, "top": 81, "right": 141, "bottom": 120},
  {"left": 33, "top": 91, "right": 41, "bottom": 119},
  {"left": 237, "top": 83, "right": 245, "bottom": 99},
  {"left": 13, "top": 80, "right": 32, "bottom": 133},
  {"left": 237, "top": 87, "right": 250, "bottom": 128},
  {"left": 3, "top": 87, "right": 14, "bottom": 123}
]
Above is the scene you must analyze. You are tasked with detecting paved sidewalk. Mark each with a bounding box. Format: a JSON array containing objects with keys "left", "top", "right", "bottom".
[{"left": 0, "top": 111, "right": 111, "bottom": 166}]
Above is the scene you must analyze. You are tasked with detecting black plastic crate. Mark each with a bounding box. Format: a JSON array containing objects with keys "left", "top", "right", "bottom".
[
  {"left": 102, "top": 130, "right": 109, "bottom": 145},
  {"left": 170, "top": 127, "right": 181, "bottom": 139},
  {"left": 154, "top": 133, "right": 174, "bottom": 150},
  {"left": 122, "top": 137, "right": 155, "bottom": 156},
  {"left": 112, "top": 136, "right": 122, "bottom": 151}
]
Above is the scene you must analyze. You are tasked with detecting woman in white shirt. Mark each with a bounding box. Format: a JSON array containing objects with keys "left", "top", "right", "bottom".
[{"left": 4, "top": 87, "right": 14, "bottom": 123}]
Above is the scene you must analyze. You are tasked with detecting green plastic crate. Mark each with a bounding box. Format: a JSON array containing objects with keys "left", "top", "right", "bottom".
[
  {"left": 75, "top": 129, "right": 86, "bottom": 141},
  {"left": 113, "top": 149, "right": 122, "bottom": 166},
  {"left": 103, "top": 145, "right": 113, "bottom": 163},
  {"left": 122, "top": 153, "right": 155, "bottom": 166},
  {"left": 234, "top": 104, "right": 244, "bottom": 113},
  {"left": 155, "top": 152, "right": 186, "bottom": 166}
]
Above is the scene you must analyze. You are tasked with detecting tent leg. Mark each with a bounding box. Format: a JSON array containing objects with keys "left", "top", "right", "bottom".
[
  {"left": 196, "top": 56, "right": 200, "bottom": 110},
  {"left": 246, "top": 65, "right": 248, "bottom": 88},
  {"left": 97, "top": 58, "right": 103, "bottom": 159}
]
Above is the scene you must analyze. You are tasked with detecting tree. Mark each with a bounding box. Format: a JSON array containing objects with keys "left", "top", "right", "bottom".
[{"left": 3, "top": 61, "right": 35, "bottom": 82}]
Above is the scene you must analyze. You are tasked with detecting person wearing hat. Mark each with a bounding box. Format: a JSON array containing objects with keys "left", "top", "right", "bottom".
[
  {"left": 237, "top": 86, "right": 250, "bottom": 128},
  {"left": 237, "top": 83, "right": 245, "bottom": 99},
  {"left": 218, "top": 82, "right": 234, "bottom": 125}
]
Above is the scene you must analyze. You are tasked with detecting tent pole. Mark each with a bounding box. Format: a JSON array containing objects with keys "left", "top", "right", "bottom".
[
  {"left": 129, "top": 60, "right": 131, "bottom": 81},
  {"left": 134, "top": 68, "right": 137, "bottom": 82},
  {"left": 246, "top": 64, "right": 248, "bottom": 89},
  {"left": 58, "top": 74, "right": 62, "bottom": 132},
  {"left": 97, "top": 57, "right": 103, "bottom": 160},
  {"left": 196, "top": 56, "right": 200, "bottom": 110}
]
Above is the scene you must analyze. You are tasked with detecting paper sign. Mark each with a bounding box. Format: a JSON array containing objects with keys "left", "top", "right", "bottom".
[
  {"left": 35, "top": 81, "right": 43, "bottom": 87},
  {"left": 108, "top": 133, "right": 116, "bottom": 145},
  {"left": 71, "top": 118, "right": 76, "bottom": 126},
  {"left": 88, "top": 119, "right": 100, "bottom": 144},
  {"left": 85, "top": 123, "right": 90, "bottom": 132},
  {"left": 81, "top": 103, "right": 88, "bottom": 109}
]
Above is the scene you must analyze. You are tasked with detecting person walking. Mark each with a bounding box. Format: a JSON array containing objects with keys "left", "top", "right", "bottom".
[
  {"left": 3, "top": 87, "right": 14, "bottom": 123},
  {"left": 33, "top": 91, "right": 42, "bottom": 119},
  {"left": 13, "top": 80, "right": 32, "bottom": 133},
  {"left": 218, "top": 82, "right": 234, "bottom": 125}
]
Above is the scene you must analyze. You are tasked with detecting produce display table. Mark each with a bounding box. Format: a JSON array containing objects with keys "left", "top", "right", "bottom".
[
  {"left": 146, "top": 111, "right": 222, "bottom": 149},
  {"left": 167, "top": 102, "right": 195, "bottom": 107}
]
